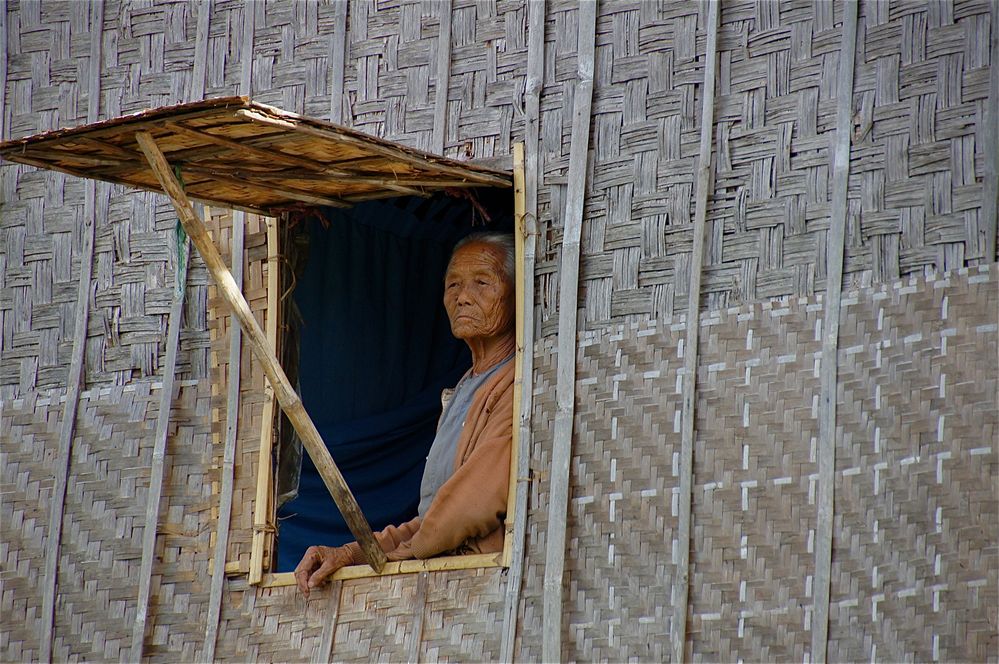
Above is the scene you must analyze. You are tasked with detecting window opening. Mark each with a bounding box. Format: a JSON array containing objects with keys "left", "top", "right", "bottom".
[{"left": 270, "top": 189, "right": 515, "bottom": 579}]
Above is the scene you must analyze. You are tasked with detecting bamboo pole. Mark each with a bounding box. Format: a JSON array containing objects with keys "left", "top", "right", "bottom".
[
  {"left": 672, "top": 3, "right": 720, "bottom": 662},
  {"left": 542, "top": 3, "right": 597, "bottom": 661},
  {"left": 329, "top": 0, "right": 348, "bottom": 125},
  {"left": 204, "top": 209, "right": 245, "bottom": 661},
  {"left": 431, "top": 0, "right": 453, "bottom": 155},
  {"left": 499, "top": 0, "right": 545, "bottom": 645},
  {"left": 39, "top": 4, "right": 102, "bottom": 658},
  {"left": 983, "top": 0, "right": 999, "bottom": 263},
  {"left": 407, "top": 571, "right": 430, "bottom": 663},
  {"left": 312, "top": 580, "right": 343, "bottom": 664},
  {"left": 813, "top": 4, "right": 859, "bottom": 662},
  {"left": 502, "top": 141, "right": 528, "bottom": 565},
  {"left": 249, "top": 214, "right": 280, "bottom": 585},
  {"left": 0, "top": 0, "right": 7, "bottom": 141},
  {"left": 133, "top": 131, "right": 386, "bottom": 574},
  {"left": 130, "top": 230, "right": 192, "bottom": 660}
]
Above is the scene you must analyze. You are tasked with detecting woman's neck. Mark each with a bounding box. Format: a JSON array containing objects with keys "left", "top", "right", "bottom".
[{"left": 466, "top": 332, "right": 516, "bottom": 375}]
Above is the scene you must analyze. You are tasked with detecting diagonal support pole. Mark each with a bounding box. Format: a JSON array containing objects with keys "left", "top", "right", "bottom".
[{"left": 134, "top": 130, "right": 386, "bottom": 573}]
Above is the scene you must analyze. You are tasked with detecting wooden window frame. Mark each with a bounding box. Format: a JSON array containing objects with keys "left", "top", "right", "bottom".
[{"left": 250, "top": 147, "right": 527, "bottom": 588}]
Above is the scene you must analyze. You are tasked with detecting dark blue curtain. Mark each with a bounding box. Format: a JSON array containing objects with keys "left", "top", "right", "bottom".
[{"left": 276, "top": 194, "right": 508, "bottom": 571}]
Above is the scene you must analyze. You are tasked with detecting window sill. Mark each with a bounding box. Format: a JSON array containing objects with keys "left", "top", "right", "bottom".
[{"left": 259, "top": 552, "right": 505, "bottom": 587}]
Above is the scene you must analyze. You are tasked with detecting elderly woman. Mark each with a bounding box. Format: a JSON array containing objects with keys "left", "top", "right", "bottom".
[{"left": 294, "top": 232, "right": 516, "bottom": 596}]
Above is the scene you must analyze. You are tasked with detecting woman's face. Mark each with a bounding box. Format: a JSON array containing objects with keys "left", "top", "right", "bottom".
[{"left": 443, "top": 242, "right": 514, "bottom": 342}]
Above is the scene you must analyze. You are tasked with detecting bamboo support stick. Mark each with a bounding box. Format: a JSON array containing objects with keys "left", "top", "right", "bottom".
[
  {"left": 204, "top": 209, "right": 246, "bottom": 662},
  {"left": 672, "top": 3, "right": 719, "bottom": 662},
  {"left": 134, "top": 132, "right": 386, "bottom": 574},
  {"left": 432, "top": 1, "right": 453, "bottom": 155},
  {"left": 39, "top": 5, "right": 102, "bottom": 658},
  {"left": 499, "top": 1, "right": 545, "bottom": 642},
  {"left": 249, "top": 215, "right": 280, "bottom": 585},
  {"left": 542, "top": 3, "right": 597, "bottom": 661},
  {"left": 813, "top": 4, "right": 859, "bottom": 662},
  {"left": 130, "top": 230, "right": 192, "bottom": 660}
]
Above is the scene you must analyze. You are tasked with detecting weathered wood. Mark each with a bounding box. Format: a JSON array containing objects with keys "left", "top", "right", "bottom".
[
  {"left": 499, "top": 4, "right": 545, "bottom": 652},
  {"left": 133, "top": 132, "right": 387, "bottom": 574},
  {"left": 432, "top": 1, "right": 453, "bottom": 155},
  {"left": 542, "top": 3, "right": 597, "bottom": 662},
  {"left": 329, "top": 0, "right": 348, "bottom": 124},
  {"left": 0, "top": 0, "right": 7, "bottom": 141},
  {"left": 672, "top": 3, "right": 720, "bottom": 662},
  {"left": 130, "top": 230, "right": 192, "bottom": 660},
  {"left": 260, "top": 552, "right": 503, "bottom": 588},
  {"left": 503, "top": 141, "right": 527, "bottom": 570},
  {"left": 233, "top": 109, "right": 511, "bottom": 186},
  {"left": 312, "top": 580, "right": 343, "bottom": 664},
  {"left": 983, "top": 1, "right": 999, "bottom": 263},
  {"left": 164, "top": 121, "right": 424, "bottom": 196},
  {"left": 39, "top": 4, "right": 102, "bottom": 658},
  {"left": 204, "top": 209, "right": 246, "bottom": 662},
  {"left": 249, "top": 214, "right": 280, "bottom": 585},
  {"left": 813, "top": 4, "right": 859, "bottom": 662},
  {"left": 407, "top": 572, "right": 430, "bottom": 663},
  {"left": 189, "top": 0, "right": 212, "bottom": 102}
]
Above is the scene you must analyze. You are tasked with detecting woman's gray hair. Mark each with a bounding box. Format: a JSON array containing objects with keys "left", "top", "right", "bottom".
[{"left": 450, "top": 232, "right": 516, "bottom": 283}]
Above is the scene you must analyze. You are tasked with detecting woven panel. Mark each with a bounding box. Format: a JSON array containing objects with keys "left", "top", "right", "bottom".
[
  {"left": 420, "top": 568, "right": 505, "bottom": 662},
  {"left": 213, "top": 583, "right": 334, "bottom": 663},
  {"left": 828, "top": 266, "right": 998, "bottom": 662},
  {"left": 523, "top": 264, "right": 996, "bottom": 662},
  {"left": 688, "top": 298, "right": 822, "bottom": 661},
  {"left": 534, "top": 0, "right": 995, "bottom": 332},
  {"left": 0, "top": 379, "right": 213, "bottom": 662}
]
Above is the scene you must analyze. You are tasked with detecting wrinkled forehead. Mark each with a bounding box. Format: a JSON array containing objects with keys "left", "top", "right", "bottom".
[{"left": 445, "top": 242, "right": 510, "bottom": 282}]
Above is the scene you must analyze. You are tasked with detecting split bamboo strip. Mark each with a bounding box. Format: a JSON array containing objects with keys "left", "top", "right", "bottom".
[
  {"left": 813, "top": 4, "right": 859, "bottom": 662},
  {"left": 499, "top": 2, "right": 545, "bottom": 648},
  {"left": 407, "top": 572, "right": 430, "bottom": 663},
  {"left": 189, "top": 0, "right": 212, "bottom": 102},
  {"left": 983, "top": 4, "right": 998, "bottom": 263},
  {"left": 133, "top": 132, "right": 386, "bottom": 571},
  {"left": 203, "top": 209, "right": 245, "bottom": 662},
  {"left": 431, "top": 1, "right": 453, "bottom": 155},
  {"left": 313, "top": 580, "right": 343, "bottom": 664},
  {"left": 0, "top": 0, "right": 7, "bottom": 140},
  {"left": 542, "top": 3, "right": 597, "bottom": 661},
  {"left": 672, "top": 3, "right": 720, "bottom": 662},
  {"left": 329, "top": 0, "right": 348, "bottom": 124},
  {"left": 130, "top": 231, "right": 191, "bottom": 660},
  {"left": 39, "top": 4, "right": 102, "bottom": 657},
  {"left": 130, "top": 0, "right": 215, "bottom": 644},
  {"left": 249, "top": 214, "right": 280, "bottom": 585},
  {"left": 503, "top": 142, "right": 527, "bottom": 570},
  {"left": 203, "top": 12, "right": 256, "bottom": 653}
]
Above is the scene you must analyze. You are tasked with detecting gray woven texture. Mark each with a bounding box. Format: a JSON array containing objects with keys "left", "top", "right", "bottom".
[
  {"left": 1, "top": 0, "right": 996, "bottom": 662},
  {"left": 521, "top": 265, "right": 997, "bottom": 662}
]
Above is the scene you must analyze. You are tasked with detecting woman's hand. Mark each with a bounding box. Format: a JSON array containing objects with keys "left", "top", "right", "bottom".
[{"left": 293, "top": 545, "right": 353, "bottom": 597}]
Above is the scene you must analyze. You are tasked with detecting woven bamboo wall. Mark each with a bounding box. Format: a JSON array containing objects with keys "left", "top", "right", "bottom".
[
  {"left": 521, "top": 265, "right": 997, "bottom": 662},
  {"left": 1, "top": 0, "right": 997, "bottom": 662}
]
